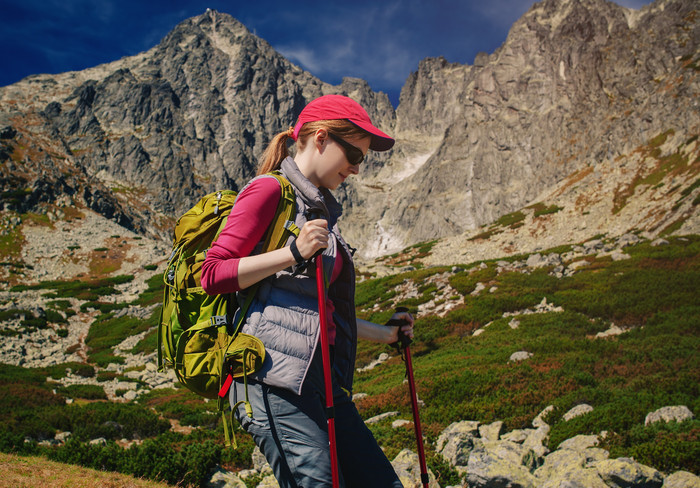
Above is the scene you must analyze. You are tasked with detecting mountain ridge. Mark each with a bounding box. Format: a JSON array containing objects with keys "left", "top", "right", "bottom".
[
  {"left": 0, "top": 0, "right": 698, "bottom": 271},
  {"left": 345, "top": 0, "right": 698, "bottom": 259}
]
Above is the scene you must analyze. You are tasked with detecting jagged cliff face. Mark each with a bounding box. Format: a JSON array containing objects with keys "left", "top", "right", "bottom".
[
  {"left": 341, "top": 0, "right": 699, "bottom": 256},
  {"left": 0, "top": 0, "right": 698, "bottom": 259},
  {"left": 0, "top": 10, "right": 394, "bottom": 236}
]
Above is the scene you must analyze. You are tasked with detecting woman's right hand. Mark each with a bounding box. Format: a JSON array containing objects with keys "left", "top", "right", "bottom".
[{"left": 295, "top": 219, "right": 329, "bottom": 259}]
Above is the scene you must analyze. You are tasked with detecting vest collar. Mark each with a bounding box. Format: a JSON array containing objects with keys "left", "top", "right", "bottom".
[{"left": 280, "top": 156, "right": 343, "bottom": 224}]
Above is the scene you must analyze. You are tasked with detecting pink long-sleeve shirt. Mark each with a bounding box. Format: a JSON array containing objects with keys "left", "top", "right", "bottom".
[{"left": 201, "top": 177, "right": 341, "bottom": 343}]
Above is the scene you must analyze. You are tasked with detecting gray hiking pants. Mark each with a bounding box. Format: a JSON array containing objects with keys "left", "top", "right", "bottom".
[{"left": 230, "top": 347, "right": 403, "bottom": 488}]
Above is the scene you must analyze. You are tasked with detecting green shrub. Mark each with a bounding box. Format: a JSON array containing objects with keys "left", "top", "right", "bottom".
[
  {"left": 131, "top": 327, "right": 158, "bottom": 355},
  {"left": 428, "top": 452, "right": 463, "bottom": 486},
  {"left": 96, "top": 371, "right": 120, "bottom": 382},
  {"left": 45, "top": 309, "right": 66, "bottom": 324},
  {"left": 603, "top": 420, "right": 700, "bottom": 473},
  {"left": 20, "top": 317, "right": 47, "bottom": 329},
  {"left": 448, "top": 265, "right": 497, "bottom": 296},
  {"left": 495, "top": 211, "right": 526, "bottom": 228},
  {"left": 0, "top": 308, "right": 28, "bottom": 322},
  {"left": 141, "top": 388, "right": 218, "bottom": 428},
  {"left": 79, "top": 301, "right": 127, "bottom": 313},
  {"left": 10, "top": 275, "right": 134, "bottom": 301},
  {"left": 46, "top": 402, "right": 170, "bottom": 442},
  {"left": 86, "top": 312, "right": 153, "bottom": 366},
  {"left": 132, "top": 273, "right": 165, "bottom": 306},
  {"left": 74, "top": 364, "right": 96, "bottom": 378},
  {"left": 534, "top": 204, "right": 563, "bottom": 217},
  {"left": 56, "top": 385, "right": 107, "bottom": 400},
  {"left": 44, "top": 434, "right": 222, "bottom": 487}
]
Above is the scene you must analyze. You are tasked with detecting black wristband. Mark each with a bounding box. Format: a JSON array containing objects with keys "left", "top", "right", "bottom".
[{"left": 289, "top": 239, "right": 305, "bottom": 264}]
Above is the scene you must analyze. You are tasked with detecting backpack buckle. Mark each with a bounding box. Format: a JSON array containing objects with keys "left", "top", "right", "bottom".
[{"left": 211, "top": 315, "right": 228, "bottom": 326}]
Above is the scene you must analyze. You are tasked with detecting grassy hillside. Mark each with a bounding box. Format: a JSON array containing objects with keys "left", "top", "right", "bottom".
[
  {"left": 0, "top": 451, "right": 175, "bottom": 488},
  {"left": 0, "top": 234, "right": 698, "bottom": 486},
  {"left": 352, "top": 234, "right": 699, "bottom": 480}
]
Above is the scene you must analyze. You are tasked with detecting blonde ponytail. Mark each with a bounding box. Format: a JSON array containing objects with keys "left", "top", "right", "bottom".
[{"left": 257, "top": 127, "right": 294, "bottom": 175}]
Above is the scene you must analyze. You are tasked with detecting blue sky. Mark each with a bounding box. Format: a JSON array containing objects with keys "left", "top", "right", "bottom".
[{"left": 0, "top": 0, "right": 653, "bottom": 106}]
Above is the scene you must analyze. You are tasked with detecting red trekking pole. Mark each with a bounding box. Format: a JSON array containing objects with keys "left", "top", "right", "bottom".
[
  {"left": 387, "top": 307, "right": 429, "bottom": 488},
  {"left": 315, "top": 248, "right": 340, "bottom": 488}
]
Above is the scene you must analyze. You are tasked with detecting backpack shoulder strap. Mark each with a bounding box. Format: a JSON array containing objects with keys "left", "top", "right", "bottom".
[{"left": 260, "top": 171, "right": 299, "bottom": 252}]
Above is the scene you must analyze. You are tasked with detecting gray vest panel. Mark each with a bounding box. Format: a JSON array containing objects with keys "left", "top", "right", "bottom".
[{"left": 240, "top": 157, "right": 357, "bottom": 395}]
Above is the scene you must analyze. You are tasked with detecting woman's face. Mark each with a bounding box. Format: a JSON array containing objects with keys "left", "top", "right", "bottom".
[{"left": 312, "top": 132, "right": 371, "bottom": 190}]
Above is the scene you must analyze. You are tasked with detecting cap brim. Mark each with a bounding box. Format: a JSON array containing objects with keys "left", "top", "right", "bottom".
[{"left": 348, "top": 120, "right": 395, "bottom": 152}]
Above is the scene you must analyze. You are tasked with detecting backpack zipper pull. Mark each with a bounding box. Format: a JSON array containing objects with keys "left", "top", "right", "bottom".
[{"left": 215, "top": 191, "right": 222, "bottom": 215}]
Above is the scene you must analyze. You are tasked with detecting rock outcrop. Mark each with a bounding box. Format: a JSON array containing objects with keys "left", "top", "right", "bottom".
[{"left": 344, "top": 0, "right": 699, "bottom": 256}]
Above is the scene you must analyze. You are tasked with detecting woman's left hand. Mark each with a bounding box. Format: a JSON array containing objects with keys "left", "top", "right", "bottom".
[{"left": 389, "top": 310, "right": 414, "bottom": 342}]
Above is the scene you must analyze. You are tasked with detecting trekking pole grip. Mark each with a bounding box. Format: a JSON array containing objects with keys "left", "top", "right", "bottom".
[
  {"left": 306, "top": 209, "right": 327, "bottom": 260},
  {"left": 385, "top": 306, "right": 412, "bottom": 350}
]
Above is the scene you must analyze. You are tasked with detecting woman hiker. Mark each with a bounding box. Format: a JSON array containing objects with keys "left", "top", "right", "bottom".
[{"left": 201, "top": 94, "right": 414, "bottom": 487}]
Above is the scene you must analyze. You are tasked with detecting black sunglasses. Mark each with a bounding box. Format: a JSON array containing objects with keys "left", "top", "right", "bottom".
[{"left": 328, "top": 133, "right": 365, "bottom": 166}]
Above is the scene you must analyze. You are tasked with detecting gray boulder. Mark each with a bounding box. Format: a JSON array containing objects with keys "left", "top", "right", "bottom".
[
  {"left": 537, "top": 450, "right": 610, "bottom": 487},
  {"left": 563, "top": 404, "right": 594, "bottom": 421},
  {"left": 662, "top": 471, "right": 700, "bottom": 488},
  {"left": 466, "top": 439, "right": 537, "bottom": 488},
  {"left": 522, "top": 425, "right": 550, "bottom": 468},
  {"left": 479, "top": 421, "right": 505, "bottom": 442},
  {"left": 509, "top": 351, "right": 533, "bottom": 362},
  {"left": 532, "top": 405, "right": 555, "bottom": 429},
  {"left": 206, "top": 468, "right": 246, "bottom": 488},
  {"left": 436, "top": 420, "right": 480, "bottom": 466},
  {"left": 252, "top": 446, "right": 273, "bottom": 475},
  {"left": 593, "top": 457, "right": 663, "bottom": 488},
  {"left": 501, "top": 429, "right": 531, "bottom": 444},
  {"left": 391, "top": 449, "right": 440, "bottom": 488},
  {"left": 644, "top": 405, "right": 694, "bottom": 426},
  {"left": 256, "top": 475, "right": 280, "bottom": 488},
  {"left": 557, "top": 434, "right": 600, "bottom": 451}
]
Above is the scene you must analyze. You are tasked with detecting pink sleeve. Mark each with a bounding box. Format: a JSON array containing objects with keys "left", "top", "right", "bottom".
[{"left": 201, "top": 177, "right": 282, "bottom": 295}]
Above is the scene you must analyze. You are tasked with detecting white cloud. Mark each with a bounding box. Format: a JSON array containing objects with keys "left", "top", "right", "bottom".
[
  {"left": 472, "top": 0, "right": 537, "bottom": 28},
  {"left": 277, "top": 45, "right": 324, "bottom": 73},
  {"left": 612, "top": 0, "right": 653, "bottom": 8}
]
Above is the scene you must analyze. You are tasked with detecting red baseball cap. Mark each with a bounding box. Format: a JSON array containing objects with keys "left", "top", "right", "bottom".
[{"left": 292, "top": 94, "right": 395, "bottom": 151}]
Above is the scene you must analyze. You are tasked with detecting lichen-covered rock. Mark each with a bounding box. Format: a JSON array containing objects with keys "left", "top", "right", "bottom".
[
  {"left": 479, "top": 421, "right": 505, "bottom": 442},
  {"left": 391, "top": 449, "right": 440, "bottom": 488},
  {"left": 593, "top": 457, "right": 663, "bottom": 488},
  {"left": 557, "top": 434, "right": 600, "bottom": 451},
  {"left": 466, "top": 439, "right": 537, "bottom": 488},
  {"left": 662, "top": 471, "right": 700, "bottom": 488},
  {"left": 436, "top": 420, "right": 480, "bottom": 466}
]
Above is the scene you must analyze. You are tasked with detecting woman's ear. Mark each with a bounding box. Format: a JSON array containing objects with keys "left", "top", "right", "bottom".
[{"left": 314, "top": 128, "right": 328, "bottom": 151}]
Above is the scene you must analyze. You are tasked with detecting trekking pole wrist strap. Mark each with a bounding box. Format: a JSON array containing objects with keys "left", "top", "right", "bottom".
[{"left": 289, "top": 239, "right": 305, "bottom": 264}]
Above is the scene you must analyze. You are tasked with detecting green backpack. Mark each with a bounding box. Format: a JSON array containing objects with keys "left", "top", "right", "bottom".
[{"left": 157, "top": 171, "right": 298, "bottom": 445}]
